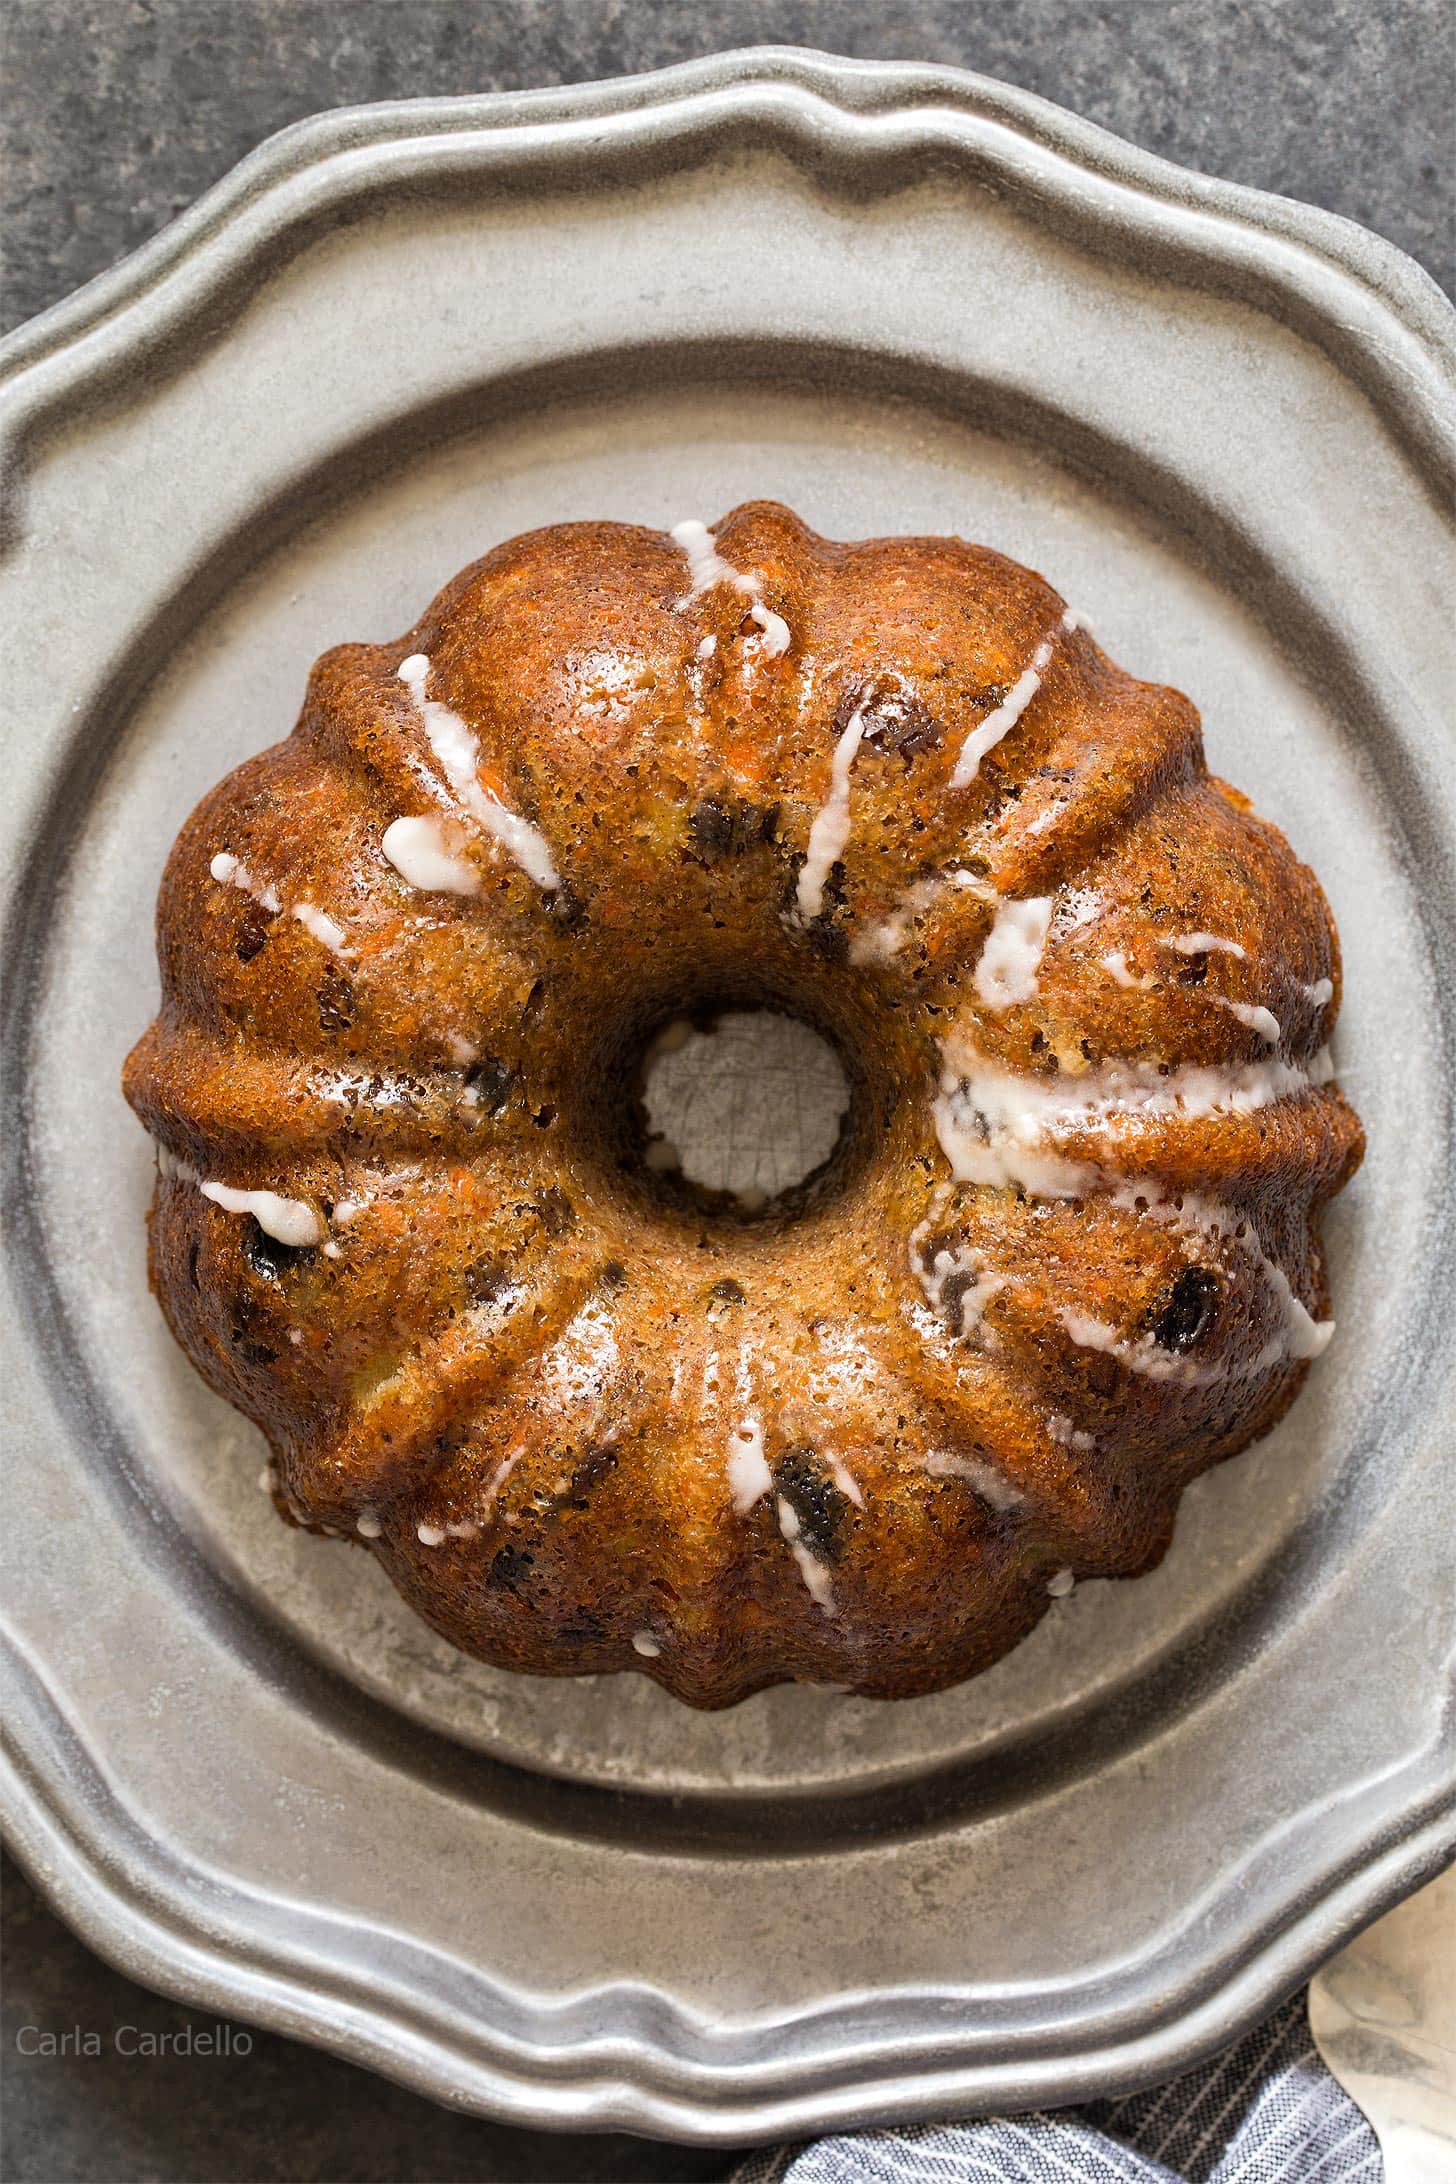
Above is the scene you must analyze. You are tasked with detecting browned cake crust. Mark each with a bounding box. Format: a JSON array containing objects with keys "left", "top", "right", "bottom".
[{"left": 123, "top": 503, "right": 1363, "bottom": 1707}]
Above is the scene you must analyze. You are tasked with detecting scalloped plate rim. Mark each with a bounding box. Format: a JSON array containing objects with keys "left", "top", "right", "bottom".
[{"left": 1, "top": 44, "right": 1453, "bottom": 2144}]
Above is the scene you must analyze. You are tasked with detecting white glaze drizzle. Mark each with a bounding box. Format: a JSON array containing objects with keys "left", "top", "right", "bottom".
[
  {"left": 291, "top": 901, "right": 351, "bottom": 958},
  {"left": 948, "top": 606, "right": 1086, "bottom": 792},
  {"left": 198, "top": 1180, "right": 323, "bottom": 1247},
  {"left": 855, "top": 868, "right": 1086, "bottom": 979},
  {"left": 356, "top": 1508, "right": 382, "bottom": 1538},
  {"left": 822, "top": 1448, "right": 865, "bottom": 1509},
  {"left": 848, "top": 875, "right": 939, "bottom": 966},
  {"left": 382, "top": 813, "right": 479, "bottom": 897},
  {"left": 397, "top": 654, "right": 560, "bottom": 892},
  {"left": 1303, "top": 977, "right": 1334, "bottom": 1007},
  {"left": 670, "top": 519, "right": 791, "bottom": 656},
  {"left": 725, "top": 1341, "right": 775, "bottom": 1512},
  {"left": 931, "top": 1071, "right": 1097, "bottom": 1198},
  {"left": 1155, "top": 1186, "right": 1314, "bottom": 1332},
  {"left": 849, "top": 867, "right": 995, "bottom": 965},
  {"left": 1139, "top": 1187, "right": 1333, "bottom": 1360},
  {"left": 481, "top": 1446, "right": 525, "bottom": 1521},
  {"left": 1167, "top": 932, "right": 1246, "bottom": 959},
  {"left": 1047, "top": 1567, "right": 1076, "bottom": 1597},
  {"left": 158, "top": 1148, "right": 325, "bottom": 1248},
  {"left": 776, "top": 1496, "right": 837, "bottom": 1615},
  {"left": 923, "top": 1449, "right": 1026, "bottom": 1513},
  {"left": 910, "top": 1227, "right": 1007, "bottom": 1338},
  {"left": 210, "top": 852, "right": 280, "bottom": 914},
  {"left": 1106, "top": 947, "right": 1281, "bottom": 1042},
  {"left": 1101, "top": 950, "right": 1157, "bottom": 991},
  {"left": 900, "top": 1295, "right": 961, "bottom": 1358},
  {"left": 1251, "top": 1255, "right": 1335, "bottom": 1365},
  {"left": 1047, "top": 1412, "right": 1096, "bottom": 1452},
  {"left": 750, "top": 602, "right": 792, "bottom": 654},
  {"left": 726, "top": 1412, "right": 773, "bottom": 1513},
  {"left": 672, "top": 518, "right": 742, "bottom": 595},
  {"left": 1056, "top": 1184, "right": 1334, "bottom": 1382},
  {"left": 1059, "top": 1307, "right": 1224, "bottom": 1384},
  {"left": 632, "top": 1631, "right": 662, "bottom": 1657},
  {"left": 796, "top": 699, "right": 869, "bottom": 920},
  {"left": 416, "top": 1523, "right": 446, "bottom": 1547},
  {"left": 974, "top": 896, "right": 1054, "bottom": 1009},
  {"left": 1205, "top": 994, "right": 1282, "bottom": 1044},
  {"left": 928, "top": 1045, "right": 1337, "bottom": 1365},
  {"left": 212, "top": 852, "right": 350, "bottom": 957},
  {"left": 936, "top": 1042, "right": 1322, "bottom": 1169}
]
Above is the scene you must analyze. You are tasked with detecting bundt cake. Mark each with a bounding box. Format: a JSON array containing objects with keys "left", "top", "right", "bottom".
[{"left": 123, "top": 502, "right": 1363, "bottom": 1708}]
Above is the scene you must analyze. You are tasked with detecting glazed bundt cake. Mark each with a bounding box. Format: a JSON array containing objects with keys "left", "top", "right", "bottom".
[{"left": 123, "top": 502, "right": 1363, "bottom": 1708}]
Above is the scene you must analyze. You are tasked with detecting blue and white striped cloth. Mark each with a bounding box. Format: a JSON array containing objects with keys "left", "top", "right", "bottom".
[{"left": 730, "top": 1994, "right": 1378, "bottom": 2183}]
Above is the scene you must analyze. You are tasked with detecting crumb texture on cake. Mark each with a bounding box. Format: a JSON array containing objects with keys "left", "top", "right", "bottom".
[{"left": 123, "top": 503, "right": 1363, "bottom": 1708}]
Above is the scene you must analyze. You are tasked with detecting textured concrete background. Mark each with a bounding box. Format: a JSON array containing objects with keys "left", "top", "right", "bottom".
[
  {"left": 3, "top": 2, "right": 1452, "bottom": 2179},
  {"left": 4, "top": 0, "right": 1453, "bottom": 334}
]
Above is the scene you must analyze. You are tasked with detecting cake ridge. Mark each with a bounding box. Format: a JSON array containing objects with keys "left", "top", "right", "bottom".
[{"left": 123, "top": 503, "right": 1364, "bottom": 1708}]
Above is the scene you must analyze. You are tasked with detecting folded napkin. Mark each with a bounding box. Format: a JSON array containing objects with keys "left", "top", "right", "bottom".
[{"left": 730, "top": 1992, "right": 1378, "bottom": 2182}]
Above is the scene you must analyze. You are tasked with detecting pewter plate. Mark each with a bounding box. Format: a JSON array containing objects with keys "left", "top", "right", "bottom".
[{"left": 2, "top": 49, "right": 1453, "bottom": 2142}]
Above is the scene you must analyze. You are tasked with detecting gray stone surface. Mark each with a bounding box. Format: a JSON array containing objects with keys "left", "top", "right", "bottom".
[
  {"left": 3, "top": 0, "right": 1451, "bottom": 336},
  {"left": 0, "top": 1853, "right": 730, "bottom": 2180},
  {"left": 2, "top": 4, "right": 1450, "bottom": 2181}
]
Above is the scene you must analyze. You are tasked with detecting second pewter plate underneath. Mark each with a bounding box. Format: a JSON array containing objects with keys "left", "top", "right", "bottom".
[{"left": 2, "top": 48, "right": 1453, "bottom": 2137}]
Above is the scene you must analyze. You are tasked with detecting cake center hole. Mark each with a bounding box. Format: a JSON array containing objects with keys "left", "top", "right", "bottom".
[{"left": 639, "top": 1009, "right": 851, "bottom": 1210}]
